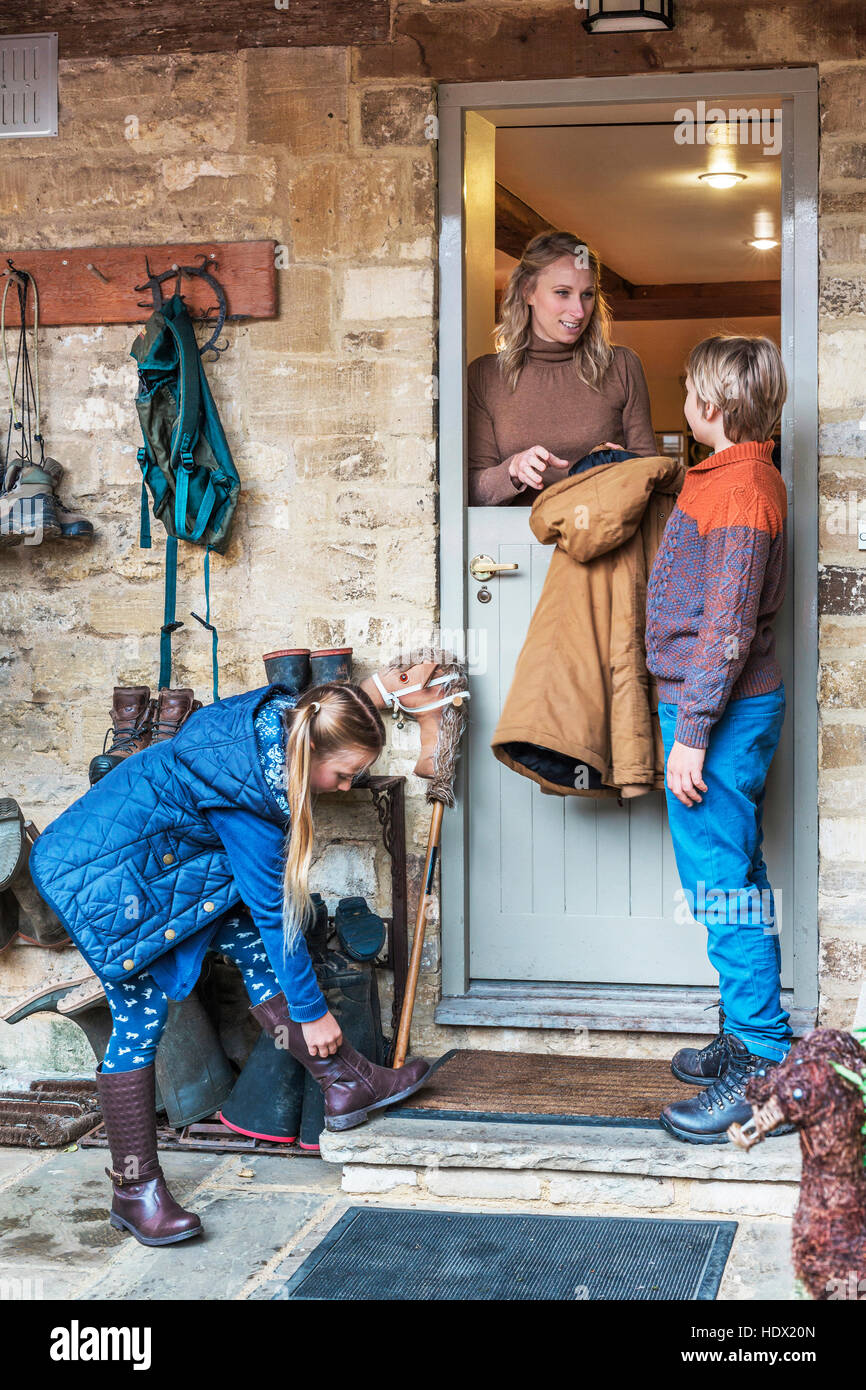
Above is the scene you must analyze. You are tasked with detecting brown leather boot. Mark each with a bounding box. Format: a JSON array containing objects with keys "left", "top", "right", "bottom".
[
  {"left": 149, "top": 687, "right": 202, "bottom": 744},
  {"left": 88, "top": 686, "right": 154, "bottom": 785},
  {"left": 95, "top": 1062, "right": 202, "bottom": 1246},
  {"left": 360, "top": 661, "right": 469, "bottom": 779},
  {"left": 250, "top": 991, "right": 435, "bottom": 1132}
]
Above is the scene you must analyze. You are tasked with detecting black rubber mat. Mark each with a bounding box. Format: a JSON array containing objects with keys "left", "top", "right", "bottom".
[{"left": 275, "top": 1207, "right": 736, "bottom": 1301}]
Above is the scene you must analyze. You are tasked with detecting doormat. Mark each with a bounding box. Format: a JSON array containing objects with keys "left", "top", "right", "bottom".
[
  {"left": 394, "top": 1050, "right": 697, "bottom": 1127},
  {"left": 275, "top": 1207, "right": 737, "bottom": 1301}
]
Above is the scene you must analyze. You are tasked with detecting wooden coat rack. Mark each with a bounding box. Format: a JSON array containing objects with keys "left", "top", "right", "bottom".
[{"left": 0, "top": 240, "right": 277, "bottom": 327}]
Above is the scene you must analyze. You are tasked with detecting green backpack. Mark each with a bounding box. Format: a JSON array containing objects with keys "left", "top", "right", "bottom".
[{"left": 132, "top": 293, "right": 240, "bottom": 702}]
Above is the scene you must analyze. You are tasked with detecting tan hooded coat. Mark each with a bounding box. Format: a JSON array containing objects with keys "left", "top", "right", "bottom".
[{"left": 491, "top": 454, "right": 685, "bottom": 799}]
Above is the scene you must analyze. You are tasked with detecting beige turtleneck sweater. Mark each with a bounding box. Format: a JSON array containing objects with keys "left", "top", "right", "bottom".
[{"left": 467, "top": 332, "right": 658, "bottom": 506}]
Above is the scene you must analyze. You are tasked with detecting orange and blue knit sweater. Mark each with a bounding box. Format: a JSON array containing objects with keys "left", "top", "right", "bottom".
[{"left": 645, "top": 440, "right": 787, "bottom": 749}]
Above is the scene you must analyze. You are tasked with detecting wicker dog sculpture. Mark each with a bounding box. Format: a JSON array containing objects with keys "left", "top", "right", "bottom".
[{"left": 728, "top": 1028, "right": 866, "bottom": 1300}]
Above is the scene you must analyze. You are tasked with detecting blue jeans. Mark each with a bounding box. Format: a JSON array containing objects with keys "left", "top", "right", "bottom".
[{"left": 658, "top": 685, "right": 791, "bottom": 1063}]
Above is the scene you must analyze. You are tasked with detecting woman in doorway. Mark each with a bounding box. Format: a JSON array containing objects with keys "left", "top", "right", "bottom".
[
  {"left": 29, "top": 681, "right": 435, "bottom": 1247},
  {"left": 468, "top": 229, "right": 658, "bottom": 505}
]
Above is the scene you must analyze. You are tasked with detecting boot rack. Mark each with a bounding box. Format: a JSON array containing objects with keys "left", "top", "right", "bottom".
[{"left": 354, "top": 773, "right": 410, "bottom": 1050}]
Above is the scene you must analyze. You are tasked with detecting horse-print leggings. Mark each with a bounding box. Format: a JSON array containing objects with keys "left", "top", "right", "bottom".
[{"left": 101, "top": 913, "right": 281, "bottom": 1073}]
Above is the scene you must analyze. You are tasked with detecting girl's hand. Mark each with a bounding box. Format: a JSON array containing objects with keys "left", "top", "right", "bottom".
[
  {"left": 508, "top": 445, "right": 570, "bottom": 491},
  {"left": 301, "top": 1011, "right": 343, "bottom": 1058},
  {"left": 666, "top": 741, "right": 708, "bottom": 807}
]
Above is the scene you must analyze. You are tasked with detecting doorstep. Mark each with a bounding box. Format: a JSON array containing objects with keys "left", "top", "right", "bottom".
[{"left": 318, "top": 1114, "right": 801, "bottom": 1219}]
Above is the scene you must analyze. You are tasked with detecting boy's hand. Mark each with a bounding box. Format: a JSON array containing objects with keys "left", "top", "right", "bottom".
[
  {"left": 301, "top": 1011, "right": 343, "bottom": 1058},
  {"left": 666, "top": 741, "right": 708, "bottom": 807}
]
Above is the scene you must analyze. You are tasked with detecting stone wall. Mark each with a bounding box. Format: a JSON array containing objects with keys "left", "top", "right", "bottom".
[{"left": 1, "top": 1, "right": 865, "bottom": 1074}]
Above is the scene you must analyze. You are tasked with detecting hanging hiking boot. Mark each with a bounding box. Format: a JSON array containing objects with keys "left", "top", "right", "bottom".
[
  {"left": 149, "top": 688, "right": 202, "bottom": 744},
  {"left": 95, "top": 1061, "right": 203, "bottom": 1246},
  {"left": 0, "top": 459, "right": 61, "bottom": 547},
  {"left": 37, "top": 456, "right": 94, "bottom": 540},
  {"left": 360, "top": 657, "right": 470, "bottom": 779},
  {"left": 660, "top": 1035, "right": 795, "bottom": 1145},
  {"left": 249, "top": 990, "right": 435, "bottom": 1132},
  {"left": 670, "top": 1005, "right": 727, "bottom": 1085},
  {"left": 89, "top": 686, "right": 154, "bottom": 785}
]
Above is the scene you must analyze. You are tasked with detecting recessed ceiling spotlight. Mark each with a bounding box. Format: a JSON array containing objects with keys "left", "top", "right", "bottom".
[
  {"left": 747, "top": 238, "right": 780, "bottom": 251},
  {"left": 698, "top": 171, "right": 747, "bottom": 190}
]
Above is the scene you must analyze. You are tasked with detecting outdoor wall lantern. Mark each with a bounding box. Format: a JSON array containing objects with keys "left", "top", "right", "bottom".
[{"left": 582, "top": 0, "right": 674, "bottom": 33}]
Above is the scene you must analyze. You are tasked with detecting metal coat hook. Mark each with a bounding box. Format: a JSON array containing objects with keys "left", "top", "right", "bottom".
[{"left": 133, "top": 253, "right": 230, "bottom": 360}]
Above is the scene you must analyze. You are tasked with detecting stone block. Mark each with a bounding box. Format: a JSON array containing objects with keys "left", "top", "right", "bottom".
[
  {"left": 819, "top": 657, "right": 866, "bottom": 706},
  {"left": 819, "top": 329, "right": 866, "bottom": 410},
  {"left": 252, "top": 268, "right": 334, "bottom": 353},
  {"left": 424, "top": 1168, "right": 543, "bottom": 1201},
  {"left": 689, "top": 1179, "right": 798, "bottom": 1218},
  {"left": 546, "top": 1173, "right": 675, "bottom": 1208},
  {"left": 820, "top": 722, "right": 866, "bottom": 769},
  {"left": 824, "top": 142, "right": 866, "bottom": 184},
  {"left": 819, "top": 935, "right": 866, "bottom": 982},
  {"left": 357, "top": 86, "right": 434, "bottom": 147},
  {"left": 341, "top": 266, "right": 433, "bottom": 321},
  {"left": 821, "top": 67, "right": 866, "bottom": 137},
  {"left": 820, "top": 418, "right": 866, "bottom": 457},
  {"left": 288, "top": 158, "right": 414, "bottom": 259},
  {"left": 248, "top": 87, "right": 348, "bottom": 156},
  {"left": 820, "top": 222, "right": 866, "bottom": 268},
  {"left": 820, "top": 275, "right": 866, "bottom": 318},
  {"left": 341, "top": 1166, "right": 419, "bottom": 1192}
]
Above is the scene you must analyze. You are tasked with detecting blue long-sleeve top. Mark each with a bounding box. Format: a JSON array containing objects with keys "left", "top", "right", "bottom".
[{"left": 147, "top": 689, "right": 327, "bottom": 1022}]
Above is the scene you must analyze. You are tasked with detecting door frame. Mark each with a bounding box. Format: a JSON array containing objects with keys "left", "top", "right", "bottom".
[{"left": 436, "top": 67, "right": 819, "bottom": 1034}]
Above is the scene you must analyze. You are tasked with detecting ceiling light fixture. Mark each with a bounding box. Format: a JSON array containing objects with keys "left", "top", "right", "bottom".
[
  {"left": 748, "top": 238, "right": 780, "bottom": 251},
  {"left": 698, "top": 171, "right": 747, "bottom": 190},
  {"left": 582, "top": 0, "right": 674, "bottom": 34}
]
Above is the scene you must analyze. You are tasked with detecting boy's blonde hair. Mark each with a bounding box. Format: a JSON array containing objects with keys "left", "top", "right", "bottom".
[{"left": 687, "top": 335, "right": 787, "bottom": 444}]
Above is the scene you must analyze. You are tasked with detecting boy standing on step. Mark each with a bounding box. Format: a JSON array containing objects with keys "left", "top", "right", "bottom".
[{"left": 645, "top": 335, "right": 792, "bottom": 1144}]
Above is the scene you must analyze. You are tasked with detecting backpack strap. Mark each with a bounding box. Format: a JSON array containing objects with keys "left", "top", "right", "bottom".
[
  {"left": 158, "top": 534, "right": 184, "bottom": 692},
  {"left": 161, "top": 305, "right": 218, "bottom": 543},
  {"left": 190, "top": 545, "right": 219, "bottom": 704}
]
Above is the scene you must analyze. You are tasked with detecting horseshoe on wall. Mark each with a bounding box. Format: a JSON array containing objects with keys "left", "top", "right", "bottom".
[{"left": 134, "top": 253, "right": 230, "bottom": 360}]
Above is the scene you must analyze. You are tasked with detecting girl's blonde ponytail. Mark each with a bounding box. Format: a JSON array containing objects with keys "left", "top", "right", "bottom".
[{"left": 279, "top": 684, "right": 385, "bottom": 955}]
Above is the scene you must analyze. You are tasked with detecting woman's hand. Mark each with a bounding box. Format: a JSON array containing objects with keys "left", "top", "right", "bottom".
[
  {"left": 301, "top": 1011, "right": 343, "bottom": 1058},
  {"left": 591, "top": 440, "right": 623, "bottom": 452},
  {"left": 508, "top": 445, "right": 570, "bottom": 491},
  {"left": 666, "top": 741, "right": 708, "bottom": 807}
]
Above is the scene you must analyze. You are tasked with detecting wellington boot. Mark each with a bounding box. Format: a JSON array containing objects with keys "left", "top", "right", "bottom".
[
  {"left": 8, "top": 825, "right": 71, "bottom": 948},
  {"left": 154, "top": 992, "right": 237, "bottom": 1128},
  {"left": 149, "top": 687, "right": 202, "bottom": 744},
  {"left": 89, "top": 686, "right": 154, "bottom": 785},
  {"left": 39, "top": 459, "right": 95, "bottom": 540},
  {"left": 262, "top": 648, "right": 311, "bottom": 695},
  {"left": 310, "top": 647, "right": 352, "bottom": 685},
  {"left": 250, "top": 988, "right": 434, "bottom": 1132},
  {"left": 95, "top": 1062, "right": 202, "bottom": 1246},
  {"left": 0, "top": 798, "right": 27, "bottom": 890},
  {"left": 218, "top": 1030, "right": 306, "bottom": 1144}
]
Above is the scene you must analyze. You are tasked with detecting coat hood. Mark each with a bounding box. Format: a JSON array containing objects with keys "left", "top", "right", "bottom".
[{"left": 529, "top": 454, "right": 685, "bottom": 562}]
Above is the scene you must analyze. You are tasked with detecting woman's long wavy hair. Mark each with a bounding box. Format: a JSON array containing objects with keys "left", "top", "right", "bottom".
[
  {"left": 495, "top": 230, "right": 614, "bottom": 393},
  {"left": 280, "top": 683, "right": 385, "bottom": 954}
]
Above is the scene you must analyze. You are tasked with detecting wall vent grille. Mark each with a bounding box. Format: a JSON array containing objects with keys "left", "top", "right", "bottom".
[{"left": 0, "top": 33, "right": 58, "bottom": 138}]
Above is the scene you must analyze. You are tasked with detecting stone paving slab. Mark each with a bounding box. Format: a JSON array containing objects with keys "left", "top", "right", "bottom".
[
  {"left": 79, "top": 1188, "right": 338, "bottom": 1301},
  {"left": 0, "top": 1146, "right": 225, "bottom": 1301}
]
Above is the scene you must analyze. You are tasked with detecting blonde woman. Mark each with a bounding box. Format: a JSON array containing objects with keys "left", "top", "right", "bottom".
[
  {"left": 29, "top": 681, "right": 434, "bottom": 1246},
  {"left": 469, "top": 230, "right": 658, "bottom": 505}
]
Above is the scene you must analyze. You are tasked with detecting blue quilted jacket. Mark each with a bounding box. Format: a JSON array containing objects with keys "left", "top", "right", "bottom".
[{"left": 28, "top": 684, "right": 327, "bottom": 1021}]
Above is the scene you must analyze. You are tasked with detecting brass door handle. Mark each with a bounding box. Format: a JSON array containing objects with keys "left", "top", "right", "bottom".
[{"left": 470, "top": 554, "right": 519, "bottom": 582}]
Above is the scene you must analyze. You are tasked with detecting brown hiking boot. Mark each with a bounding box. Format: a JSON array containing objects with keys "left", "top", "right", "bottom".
[
  {"left": 95, "top": 1062, "right": 203, "bottom": 1246},
  {"left": 149, "top": 688, "right": 202, "bottom": 744},
  {"left": 250, "top": 990, "right": 436, "bottom": 1132},
  {"left": 88, "top": 686, "right": 154, "bottom": 786}
]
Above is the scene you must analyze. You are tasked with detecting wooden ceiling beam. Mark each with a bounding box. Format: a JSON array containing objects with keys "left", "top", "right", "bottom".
[
  {"left": 0, "top": 1, "right": 389, "bottom": 59},
  {"left": 495, "top": 185, "right": 779, "bottom": 320}
]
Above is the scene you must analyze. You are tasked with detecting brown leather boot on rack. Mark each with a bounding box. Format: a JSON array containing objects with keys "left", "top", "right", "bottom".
[
  {"left": 249, "top": 991, "right": 435, "bottom": 1132},
  {"left": 95, "top": 1061, "right": 202, "bottom": 1246},
  {"left": 88, "top": 686, "right": 155, "bottom": 786},
  {"left": 149, "top": 688, "right": 202, "bottom": 744}
]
